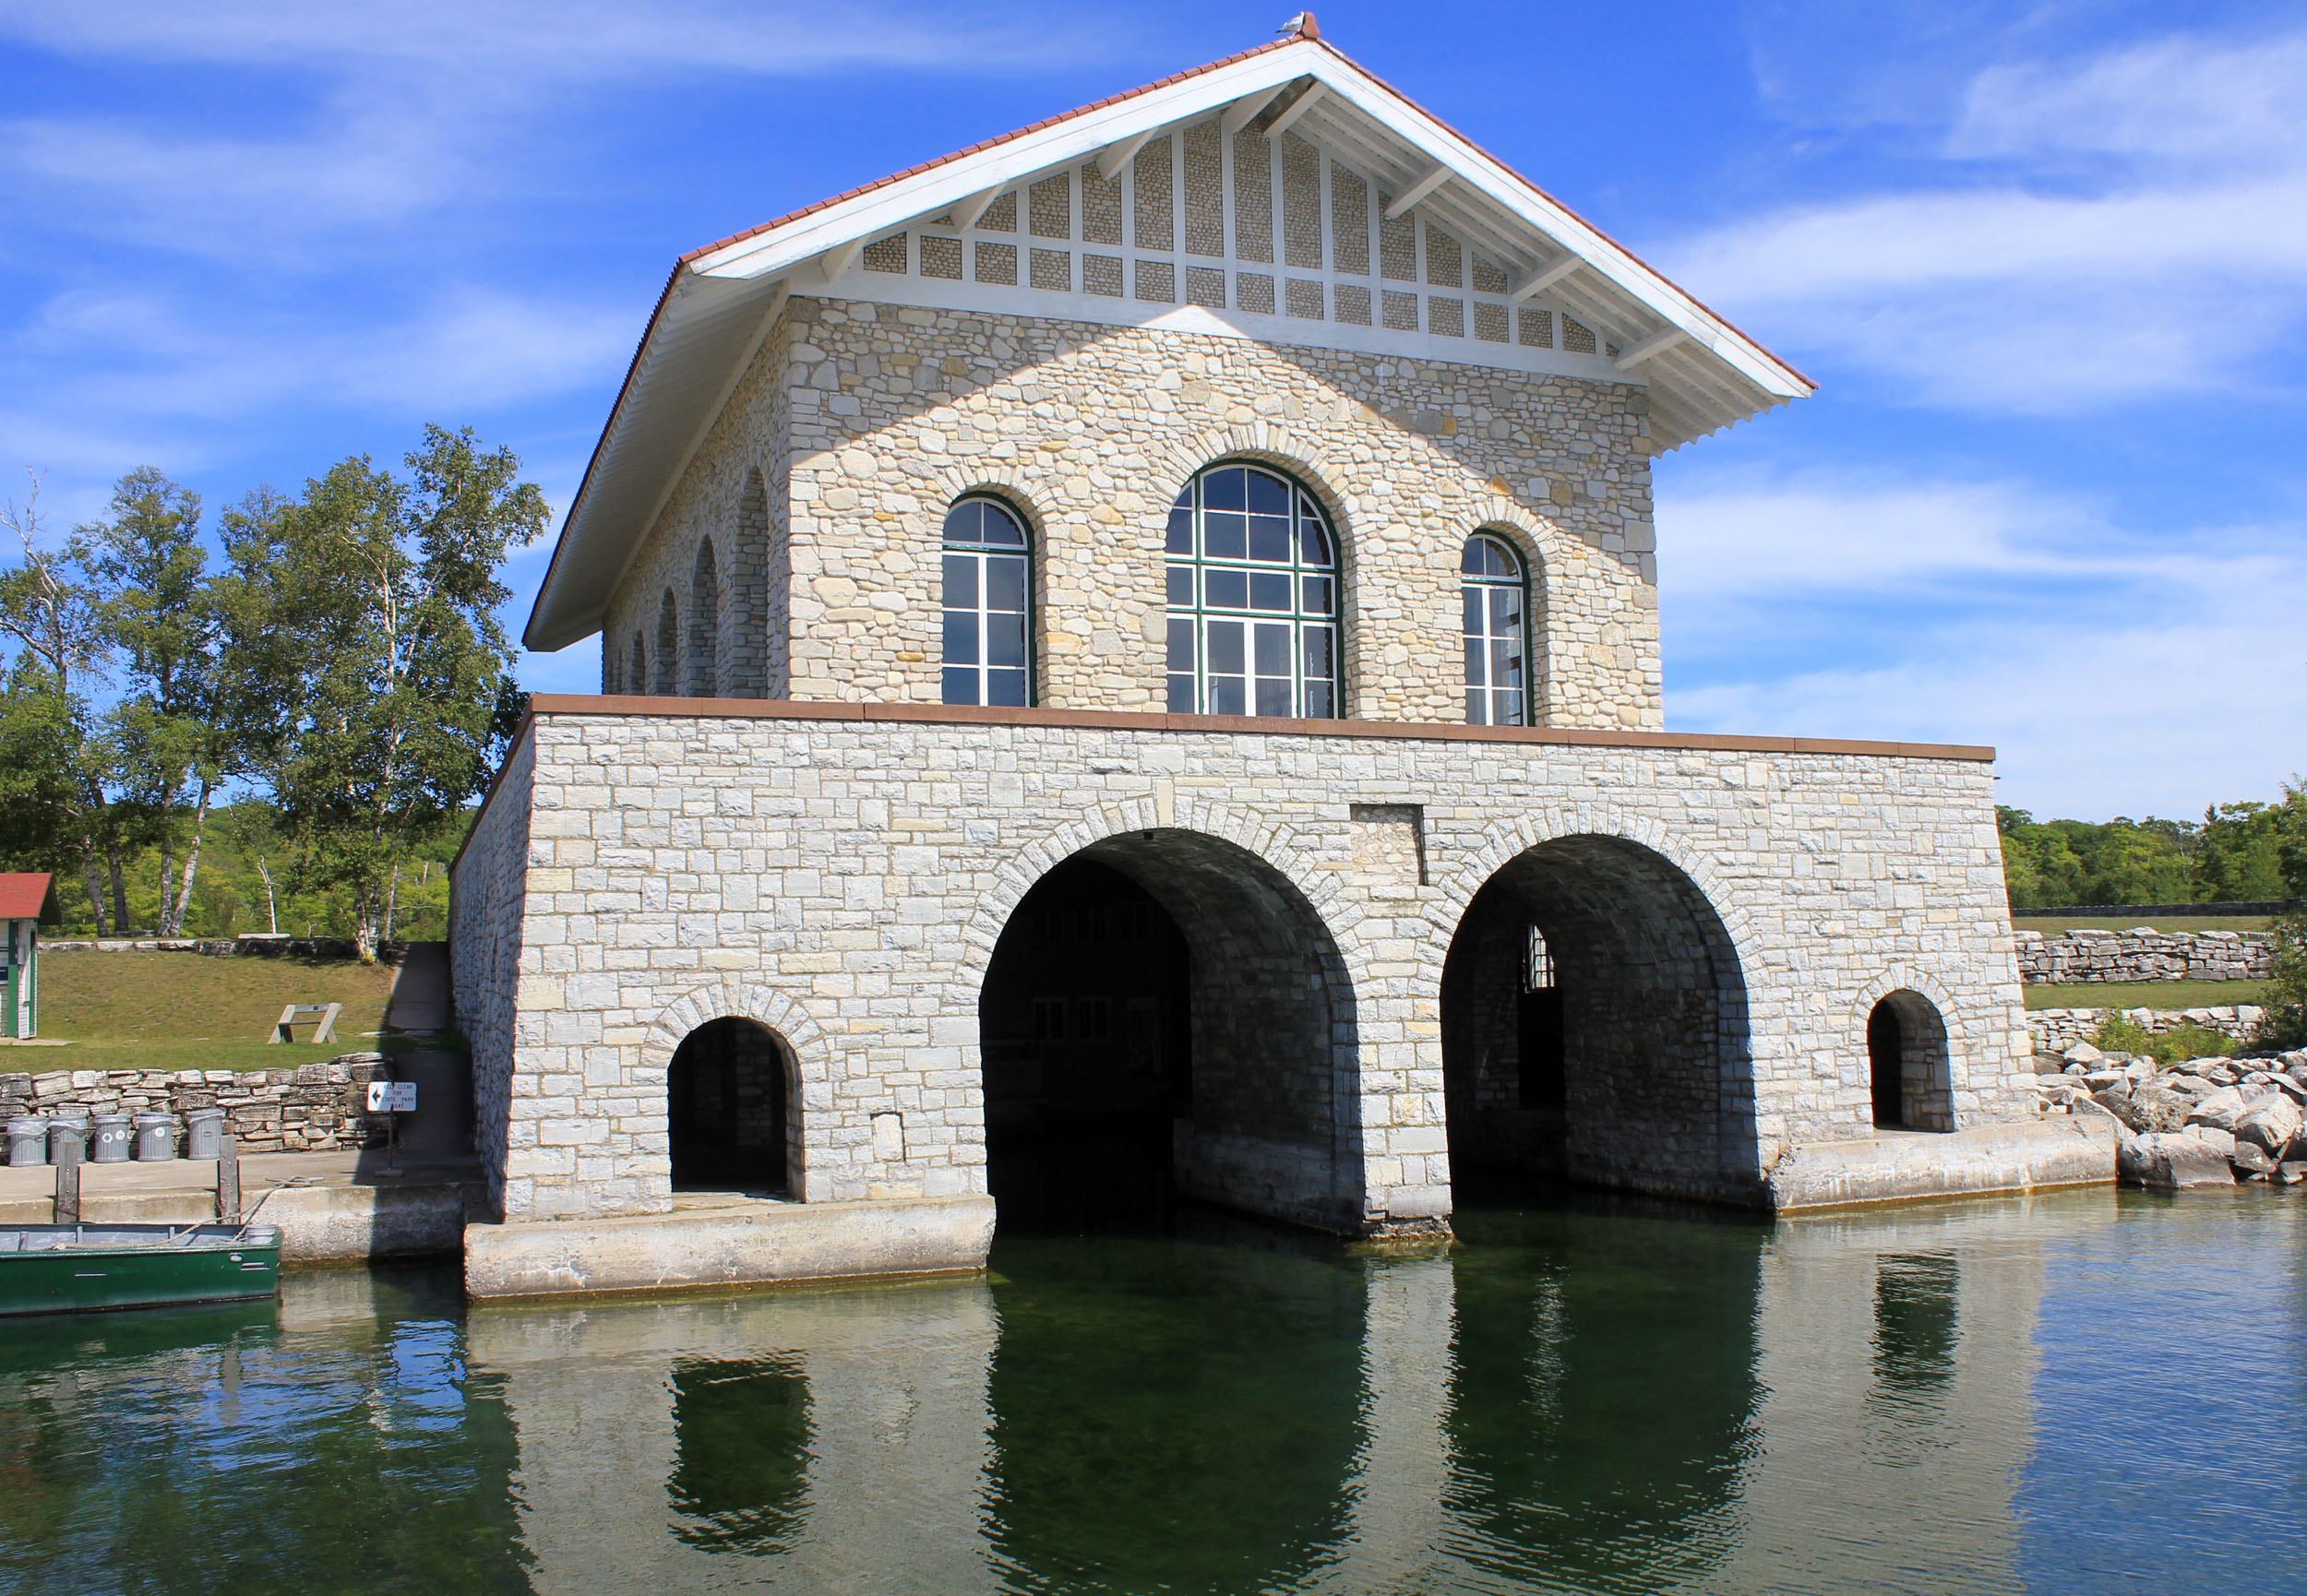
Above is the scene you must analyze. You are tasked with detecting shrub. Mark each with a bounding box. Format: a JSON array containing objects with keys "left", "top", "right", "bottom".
[
  {"left": 2089, "top": 1011, "right": 2240, "bottom": 1065},
  {"left": 2253, "top": 911, "right": 2307, "bottom": 1051}
]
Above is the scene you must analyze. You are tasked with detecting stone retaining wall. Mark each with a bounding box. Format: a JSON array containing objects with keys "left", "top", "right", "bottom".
[
  {"left": 2026, "top": 1006, "right": 2263, "bottom": 1054},
  {"left": 42, "top": 938, "right": 408, "bottom": 961},
  {"left": 2016, "top": 929, "right": 2271, "bottom": 985},
  {"left": 0, "top": 1056, "right": 389, "bottom": 1153}
]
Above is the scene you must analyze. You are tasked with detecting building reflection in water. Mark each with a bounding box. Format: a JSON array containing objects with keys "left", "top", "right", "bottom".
[{"left": 461, "top": 1197, "right": 2055, "bottom": 1595}]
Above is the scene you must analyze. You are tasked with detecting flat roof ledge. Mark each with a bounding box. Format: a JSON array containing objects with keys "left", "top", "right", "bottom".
[{"left": 523, "top": 694, "right": 1995, "bottom": 764}]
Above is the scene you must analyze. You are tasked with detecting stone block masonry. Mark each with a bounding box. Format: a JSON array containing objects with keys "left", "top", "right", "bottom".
[
  {"left": 451, "top": 699, "right": 2033, "bottom": 1233},
  {"left": 0, "top": 1056, "right": 388, "bottom": 1153},
  {"left": 602, "top": 298, "right": 1663, "bottom": 731},
  {"left": 2016, "top": 928, "right": 2272, "bottom": 985}
]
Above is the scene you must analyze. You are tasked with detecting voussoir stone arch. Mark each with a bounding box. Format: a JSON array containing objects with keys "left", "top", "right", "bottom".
[
  {"left": 950, "top": 798, "right": 1357, "bottom": 1004},
  {"left": 1142, "top": 422, "right": 1357, "bottom": 550},
  {"left": 640, "top": 981, "right": 828, "bottom": 1110},
  {"left": 1851, "top": 963, "right": 1969, "bottom": 1079},
  {"left": 1419, "top": 804, "right": 1763, "bottom": 999}
]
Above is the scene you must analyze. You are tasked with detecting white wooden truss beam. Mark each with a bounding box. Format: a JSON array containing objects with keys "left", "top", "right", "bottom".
[
  {"left": 1511, "top": 252, "right": 1581, "bottom": 302},
  {"left": 819, "top": 240, "right": 862, "bottom": 281},
  {"left": 1096, "top": 130, "right": 1154, "bottom": 181},
  {"left": 1262, "top": 82, "right": 1325, "bottom": 137},
  {"left": 1614, "top": 328, "right": 1689, "bottom": 371},
  {"left": 950, "top": 185, "right": 1005, "bottom": 232},
  {"left": 1383, "top": 162, "right": 1451, "bottom": 219},
  {"left": 1220, "top": 85, "right": 1285, "bottom": 137}
]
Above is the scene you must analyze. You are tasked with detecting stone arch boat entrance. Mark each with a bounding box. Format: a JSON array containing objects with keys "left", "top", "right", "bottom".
[
  {"left": 1440, "top": 835, "right": 1754, "bottom": 1203},
  {"left": 668, "top": 1018, "right": 796, "bottom": 1196},
  {"left": 978, "top": 829, "right": 1358, "bottom": 1235}
]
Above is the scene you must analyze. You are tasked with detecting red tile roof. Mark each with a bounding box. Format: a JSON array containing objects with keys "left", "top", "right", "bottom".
[{"left": 0, "top": 874, "right": 51, "bottom": 921}]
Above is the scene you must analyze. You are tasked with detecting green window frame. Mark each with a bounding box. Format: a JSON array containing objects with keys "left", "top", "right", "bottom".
[
  {"left": 941, "top": 497, "right": 1033, "bottom": 707},
  {"left": 1461, "top": 532, "right": 1528, "bottom": 726},
  {"left": 1165, "top": 464, "right": 1340, "bottom": 718}
]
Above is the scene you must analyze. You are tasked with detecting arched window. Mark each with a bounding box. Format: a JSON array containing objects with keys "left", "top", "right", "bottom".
[
  {"left": 630, "top": 631, "right": 647, "bottom": 697},
  {"left": 655, "top": 591, "right": 679, "bottom": 696},
  {"left": 1461, "top": 533, "right": 1528, "bottom": 726},
  {"left": 668, "top": 1017, "right": 795, "bottom": 1195},
  {"left": 1165, "top": 463, "right": 1338, "bottom": 717},
  {"left": 688, "top": 539, "right": 720, "bottom": 697},
  {"left": 1867, "top": 991, "right": 1954, "bottom": 1132},
  {"left": 941, "top": 496, "right": 1031, "bottom": 707}
]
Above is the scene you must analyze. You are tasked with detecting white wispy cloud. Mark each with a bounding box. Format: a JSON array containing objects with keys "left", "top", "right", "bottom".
[
  {"left": 1657, "top": 467, "right": 2307, "bottom": 816},
  {"left": 1666, "top": 26, "right": 2307, "bottom": 413}
]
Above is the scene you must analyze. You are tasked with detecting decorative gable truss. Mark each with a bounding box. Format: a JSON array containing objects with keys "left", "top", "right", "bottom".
[
  {"left": 528, "top": 36, "right": 1811, "bottom": 650},
  {"left": 820, "top": 125, "right": 1629, "bottom": 386}
]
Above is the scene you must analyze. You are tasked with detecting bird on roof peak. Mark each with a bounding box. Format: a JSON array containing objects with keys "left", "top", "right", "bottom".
[{"left": 1278, "top": 11, "right": 1320, "bottom": 40}]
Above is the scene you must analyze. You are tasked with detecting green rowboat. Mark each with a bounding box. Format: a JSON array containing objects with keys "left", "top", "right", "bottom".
[{"left": 0, "top": 1223, "right": 281, "bottom": 1316}]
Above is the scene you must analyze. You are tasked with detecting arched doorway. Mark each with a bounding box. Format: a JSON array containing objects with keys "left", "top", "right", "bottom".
[
  {"left": 1440, "top": 835, "right": 1753, "bottom": 1204},
  {"left": 979, "top": 830, "right": 1357, "bottom": 1235},
  {"left": 668, "top": 1018, "right": 795, "bottom": 1194},
  {"left": 1866, "top": 992, "right": 1953, "bottom": 1132}
]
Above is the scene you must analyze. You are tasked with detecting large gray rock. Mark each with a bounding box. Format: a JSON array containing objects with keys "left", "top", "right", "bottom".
[
  {"left": 2126, "top": 1084, "right": 2198, "bottom": 1134},
  {"left": 2163, "top": 1074, "right": 2224, "bottom": 1098},
  {"left": 2234, "top": 1094, "right": 2305, "bottom": 1156},
  {"left": 2231, "top": 1142, "right": 2277, "bottom": 1176},
  {"left": 2062, "top": 1042, "right": 2106, "bottom": 1066},
  {"left": 2184, "top": 1087, "right": 2251, "bottom": 1133},
  {"left": 2117, "top": 1133, "right": 2239, "bottom": 1191},
  {"left": 2185, "top": 1126, "right": 2237, "bottom": 1160}
]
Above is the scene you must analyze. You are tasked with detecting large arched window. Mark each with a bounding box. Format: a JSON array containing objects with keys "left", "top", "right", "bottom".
[
  {"left": 629, "top": 631, "right": 647, "bottom": 697},
  {"left": 654, "top": 591, "right": 679, "bottom": 695},
  {"left": 1461, "top": 533, "right": 1528, "bottom": 726},
  {"left": 687, "top": 539, "right": 719, "bottom": 697},
  {"left": 1165, "top": 463, "right": 1338, "bottom": 717},
  {"left": 941, "top": 496, "right": 1032, "bottom": 706}
]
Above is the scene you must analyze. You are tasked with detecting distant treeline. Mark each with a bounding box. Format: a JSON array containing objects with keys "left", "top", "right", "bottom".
[
  {"left": 1999, "top": 790, "right": 2305, "bottom": 910},
  {"left": 0, "top": 430, "right": 543, "bottom": 954}
]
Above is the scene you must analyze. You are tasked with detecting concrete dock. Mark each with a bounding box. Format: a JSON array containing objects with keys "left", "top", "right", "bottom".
[{"left": 0, "top": 1149, "right": 481, "bottom": 1261}]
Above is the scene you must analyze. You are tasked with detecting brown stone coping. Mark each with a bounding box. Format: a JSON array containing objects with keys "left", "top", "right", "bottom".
[{"left": 524, "top": 695, "right": 1994, "bottom": 762}]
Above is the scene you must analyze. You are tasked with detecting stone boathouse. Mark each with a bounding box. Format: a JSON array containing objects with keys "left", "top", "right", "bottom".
[{"left": 451, "top": 21, "right": 2103, "bottom": 1297}]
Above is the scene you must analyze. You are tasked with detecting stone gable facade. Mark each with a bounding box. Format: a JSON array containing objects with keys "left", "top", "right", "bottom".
[
  {"left": 599, "top": 299, "right": 1662, "bottom": 729},
  {"left": 454, "top": 46, "right": 2069, "bottom": 1292}
]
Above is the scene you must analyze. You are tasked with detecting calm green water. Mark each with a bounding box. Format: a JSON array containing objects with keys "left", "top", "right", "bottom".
[{"left": 5, "top": 1187, "right": 2304, "bottom": 1594}]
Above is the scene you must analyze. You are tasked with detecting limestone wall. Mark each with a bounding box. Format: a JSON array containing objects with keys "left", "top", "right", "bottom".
[
  {"left": 449, "top": 727, "right": 536, "bottom": 1213},
  {"left": 0, "top": 1056, "right": 387, "bottom": 1152},
  {"left": 453, "top": 704, "right": 2029, "bottom": 1228},
  {"left": 600, "top": 296, "right": 1663, "bottom": 729},
  {"left": 2016, "top": 928, "right": 2272, "bottom": 985},
  {"left": 2028, "top": 1006, "right": 2262, "bottom": 1053}
]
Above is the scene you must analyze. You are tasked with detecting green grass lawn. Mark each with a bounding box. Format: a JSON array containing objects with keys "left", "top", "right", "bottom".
[
  {"left": 13, "top": 950, "right": 398, "bottom": 1073},
  {"left": 2025, "top": 979, "right": 2267, "bottom": 1011},
  {"left": 2014, "top": 915, "right": 2274, "bottom": 935}
]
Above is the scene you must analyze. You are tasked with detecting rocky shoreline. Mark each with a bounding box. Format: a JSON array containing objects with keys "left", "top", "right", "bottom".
[{"left": 2036, "top": 1044, "right": 2307, "bottom": 1191}]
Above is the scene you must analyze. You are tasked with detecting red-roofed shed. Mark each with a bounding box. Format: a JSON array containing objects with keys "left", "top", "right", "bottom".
[{"left": 1, "top": 873, "right": 49, "bottom": 1039}]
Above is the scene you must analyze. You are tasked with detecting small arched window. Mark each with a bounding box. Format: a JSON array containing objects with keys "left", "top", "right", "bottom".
[
  {"left": 688, "top": 540, "right": 720, "bottom": 697},
  {"left": 655, "top": 591, "right": 679, "bottom": 696},
  {"left": 941, "top": 497, "right": 1032, "bottom": 707},
  {"left": 1165, "top": 463, "right": 1338, "bottom": 718},
  {"left": 630, "top": 631, "right": 647, "bottom": 697},
  {"left": 1461, "top": 533, "right": 1527, "bottom": 727}
]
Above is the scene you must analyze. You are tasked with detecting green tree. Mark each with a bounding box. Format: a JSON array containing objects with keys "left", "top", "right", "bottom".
[
  {"left": 232, "top": 427, "right": 544, "bottom": 957},
  {"left": 79, "top": 468, "right": 243, "bottom": 936},
  {"left": 0, "top": 481, "right": 128, "bottom": 931},
  {"left": 2256, "top": 781, "right": 2307, "bottom": 1049},
  {"left": 2193, "top": 801, "right": 2289, "bottom": 902}
]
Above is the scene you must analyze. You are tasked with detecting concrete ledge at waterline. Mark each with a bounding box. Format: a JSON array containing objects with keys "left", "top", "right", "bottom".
[
  {"left": 262, "top": 1182, "right": 472, "bottom": 1262},
  {"left": 1767, "top": 1117, "right": 2117, "bottom": 1213},
  {"left": 462, "top": 1194, "right": 1000, "bottom": 1301}
]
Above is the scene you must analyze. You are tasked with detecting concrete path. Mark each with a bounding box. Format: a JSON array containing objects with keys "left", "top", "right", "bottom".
[{"left": 385, "top": 940, "right": 452, "bottom": 1034}]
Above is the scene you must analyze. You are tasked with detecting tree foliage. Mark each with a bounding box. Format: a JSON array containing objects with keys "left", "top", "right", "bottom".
[
  {"left": 1996, "top": 800, "right": 2298, "bottom": 909},
  {"left": 0, "top": 428, "right": 543, "bottom": 955}
]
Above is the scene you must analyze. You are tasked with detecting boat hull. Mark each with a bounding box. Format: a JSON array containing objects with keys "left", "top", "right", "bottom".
[{"left": 0, "top": 1224, "right": 281, "bottom": 1316}]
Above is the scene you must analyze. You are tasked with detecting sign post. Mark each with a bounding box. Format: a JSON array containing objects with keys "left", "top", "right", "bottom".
[{"left": 365, "top": 1079, "right": 418, "bottom": 1175}]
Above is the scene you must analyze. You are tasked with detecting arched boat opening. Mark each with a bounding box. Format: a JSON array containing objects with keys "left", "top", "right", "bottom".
[
  {"left": 978, "top": 830, "right": 1357, "bottom": 1236},
  {"left": 668, "top": 1017, "right": 795, "bottom": 1196},
  {"left": 1441, "top": 835, "right": 1753, "bottom": 1205}
]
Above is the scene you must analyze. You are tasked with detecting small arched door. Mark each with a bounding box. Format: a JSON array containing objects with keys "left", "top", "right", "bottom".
[{"left": 668, "top": 1018, "right": 794, "bottom": 1194}]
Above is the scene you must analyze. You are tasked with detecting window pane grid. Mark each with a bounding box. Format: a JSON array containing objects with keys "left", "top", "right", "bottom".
[
  {"left": 943, "top": 498, "right": 1032, "bottom": 707},
  {"left": 1461, "top": 533, "right": 1527, "bottom": 727},
  {"left": 1166, "top": 464, "right": 1337, "bottom": 719}
]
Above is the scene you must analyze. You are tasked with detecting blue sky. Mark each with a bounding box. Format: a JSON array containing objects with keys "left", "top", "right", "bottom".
[{"left": 2, "top": 0, "right": 2301, "bottom": 822}]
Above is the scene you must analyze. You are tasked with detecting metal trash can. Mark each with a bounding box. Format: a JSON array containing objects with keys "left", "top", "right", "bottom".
[
  {"left": 184, "top": 1108, "right": 226, "bottom": 1160},
  {"left": 133, "top": 1113, "right": 179, "bottom": 1161},
  {"left": 91, "top": 1113, "right": 133, "bottom": 1163},
  {"left": 6, "top": 1116, "right": 46, "bottom": 1168},
  {"left": 47, "top": 1114, "right": 90, "bottom": 1165}
]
